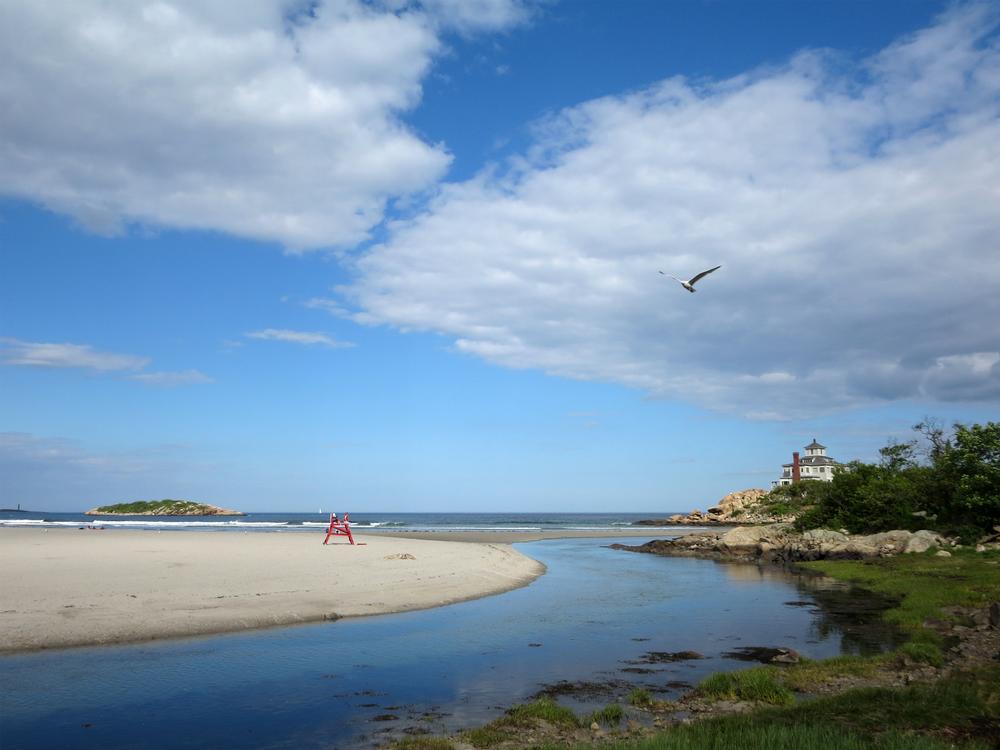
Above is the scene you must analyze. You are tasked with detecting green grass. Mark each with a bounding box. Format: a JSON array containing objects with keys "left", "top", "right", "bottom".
[
  {"left": 628, "top": 688, "right": 652, "bottom": 706},
  {"left": 543, "top": 723, "right": 983, "bottom": 750},
  {"left": 463, "top": 725, "right": 511, "bottom": 749},
  {"left": 463, "top": 698, "right": 580, "bottom": 747},
  {"left": 389, "top": 739, "right": 455, "bottom": 750},
  {"left": 533, "top": 665, "right": 999, "bottom": 750},
  {"left": 698, "top": 667, "right": 795, "bottom": 706},
  {"left": 507, "top": 697, "right": 580, "bottom": 727},
  {"left": 585, "top": 702, "right": 624, "bottom": 727},
  {"left": 799, "top": 549, "right": 1000, "bottom": 642},
  {"left": 777, "top": 654, "right": 889, "bottom": 692},
  {"left": 759, "top": 664, "right": 999, "bottom": 742},
  {"left": 898, "top": 642, "right": 944, "bottom": 667}
]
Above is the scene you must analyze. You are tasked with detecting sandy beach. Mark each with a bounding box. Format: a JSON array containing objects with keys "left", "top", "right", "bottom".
[{"left": 0, "top": 527, "right": 549, "bottom": 653}]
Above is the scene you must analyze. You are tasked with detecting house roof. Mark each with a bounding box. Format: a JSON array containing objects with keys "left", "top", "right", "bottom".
[
  {"left": 805, "top": 439, "right": 826, "bottom": 450},
  {"left": 783, "top": 456, "right": 839, "bottom": 467}
]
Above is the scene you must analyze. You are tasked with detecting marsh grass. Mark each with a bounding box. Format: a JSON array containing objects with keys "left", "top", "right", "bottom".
[
  {"left": 508, "top": 697, "right": 580, "bottom": 727},
  {"left": 776, "top": 654, "right": 890, "bottom": 692},
  {"left": 697, "top": 667, "right": 795, "bottom": 706},
  {"left": 463, "top": 698, "right": 580, "bottom": 747},
  {"left": 585, "top": 702, "right": 624, "bottom": 727},
  {"left": 390, "top": 738, "right": 455, "bottom": 750},
  {"left": 541, "top": 723, "right": 984, "bottom": 750},
  {"left": 532, "top": 666, "right": 998, "bottom": 750},
  {"left": 898, "top": 642, "right": 944, "bottom": 667},
  {"left": 776, "top": 665, "right": 999, "bottom": 737},
  {"left": 800, "top": 549, "right": 1000, "bottom": 641},
  {"left": 628, "top": 688, "right": 652, "bottom": 706},
  {"left": 463, "top": 724, "right": 511, "bottom": 749}
]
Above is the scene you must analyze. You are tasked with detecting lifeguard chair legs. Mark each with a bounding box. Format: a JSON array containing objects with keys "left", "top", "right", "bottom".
[{"left": 323, "top": 512, "right": 357, "bottom": 545}]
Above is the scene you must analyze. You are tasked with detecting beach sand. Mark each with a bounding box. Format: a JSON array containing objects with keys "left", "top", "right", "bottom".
[{"left": 0, "top": 527, "right": 550, "bottom": 653}]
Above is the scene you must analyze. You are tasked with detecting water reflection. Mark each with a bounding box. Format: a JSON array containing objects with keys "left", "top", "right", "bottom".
[{"left": 0, "top": 537, "right": 900, "bottom": 749}]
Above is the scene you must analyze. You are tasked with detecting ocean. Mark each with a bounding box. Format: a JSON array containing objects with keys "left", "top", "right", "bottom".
[{"left": 0, "top": 510, "right": 683, "bottom": 533}]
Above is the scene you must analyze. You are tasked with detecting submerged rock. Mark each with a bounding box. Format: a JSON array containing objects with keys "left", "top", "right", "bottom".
[{"left": 722, "top": 646, "right": 801, "bottom": 664}]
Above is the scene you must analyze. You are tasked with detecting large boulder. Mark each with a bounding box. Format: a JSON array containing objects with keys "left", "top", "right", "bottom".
[
  {"left": 719, "top": 524, "right": 791, "bottom": 550},
  {"left": 802, "top": 529, "right": 850, "bottom": 544},
  {"left": 711, "top": 489, "right": 769, "bottom": 518},
  {"left": 904, "top": 530, "right": 948, "bottom": 554}
]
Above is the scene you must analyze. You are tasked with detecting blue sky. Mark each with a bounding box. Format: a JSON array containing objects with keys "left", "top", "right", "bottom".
[{"left": 1, "top": 1, "right": 998, "bottom": 512}]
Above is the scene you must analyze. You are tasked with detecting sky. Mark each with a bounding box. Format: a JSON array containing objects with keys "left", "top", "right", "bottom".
[{"left": 1, "top": 0, "right": 998, "bottom": 513}]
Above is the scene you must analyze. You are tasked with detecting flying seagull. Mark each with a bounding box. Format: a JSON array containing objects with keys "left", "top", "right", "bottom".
[{"left": 659, "top": 264, "right": 721, "bottom": 293}]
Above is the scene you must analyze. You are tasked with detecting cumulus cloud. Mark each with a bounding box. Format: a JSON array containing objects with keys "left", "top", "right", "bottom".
[
  {"left": 0, "top": 0, "right": 529, "bottom": 250},
  {"left": 0, "top": 337, "right": 210, "bottom": 385},
  {"left": 338, "top": 4, "right": 1000, "bottom": 418},
  {"left": 245, "top": 328, "right": 354, "bottom": 347}
]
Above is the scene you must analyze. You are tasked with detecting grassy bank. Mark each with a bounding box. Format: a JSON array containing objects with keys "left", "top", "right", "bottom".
[
  {"left": 799, "top": 549, "right": 1000, "bottom": 643},
  {"left": 388, "top": 549, "right": 1000, "bottom": 750}
]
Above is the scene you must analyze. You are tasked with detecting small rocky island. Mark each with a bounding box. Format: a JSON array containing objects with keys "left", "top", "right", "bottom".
[{"left": 85, "top": 499, "right": 244, "bottom": 516}]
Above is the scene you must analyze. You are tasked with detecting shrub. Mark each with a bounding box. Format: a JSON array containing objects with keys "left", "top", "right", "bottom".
[{"left": 795, "top": 421, "right": 1000, "bottom": 538}]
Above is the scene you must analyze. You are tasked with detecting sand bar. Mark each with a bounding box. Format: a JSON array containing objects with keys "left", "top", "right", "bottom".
[{"left": 0, "top": 527, "right": 545, "bottom": 653}]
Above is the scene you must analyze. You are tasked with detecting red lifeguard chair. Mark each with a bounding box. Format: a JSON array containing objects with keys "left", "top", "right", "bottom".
[{"left": 323, "top": 512, "right": 362, "bottom": 545}]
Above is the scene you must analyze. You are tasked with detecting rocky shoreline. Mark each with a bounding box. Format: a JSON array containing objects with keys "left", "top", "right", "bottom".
[
  {"left": 636, "top": 489, "right": 792, "bottom": 526},
  {"left": 612, "top": 524, "right": 963, "bottom": 563}
]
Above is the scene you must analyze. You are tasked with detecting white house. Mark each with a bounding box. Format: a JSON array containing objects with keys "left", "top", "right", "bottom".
[{"left": 772, "top": 439, "right": 842, "bottom": 487}]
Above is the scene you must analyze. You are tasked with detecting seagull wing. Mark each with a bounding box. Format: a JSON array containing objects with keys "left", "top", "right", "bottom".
[
  {"left": 659, "top": 271, "right": 684, "bottom": 283},
  {"left": 688, "top": 265, "right": 721, "bottom": 286}
]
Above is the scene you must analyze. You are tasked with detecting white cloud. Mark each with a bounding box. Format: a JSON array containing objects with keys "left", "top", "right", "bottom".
[
  {"left": 246, "top": 328, "right": 354, "bottom": 347},
  {"left": 0, "top": 0, "right": 530, "bottom": 250},
  {"left": 0, "top": 337, "right": 149, "bottom": 371},
  {"left": 0, "top": 432, "right": 154, "bottom": 476},
  {"left": 0, "top": 337, "right": 211, "bottom": 386},
  {"left": 0, "top": 432, "right": 214, "bottom": 507},
  {"left": 130, "top": 369, "right": 215, "bottom": 386},
  {"left": 410, "top": 0, "right": 532, "bottom": 33},
  {"left": 339, "top": 4, "right": 1000, "bottom": 418}
]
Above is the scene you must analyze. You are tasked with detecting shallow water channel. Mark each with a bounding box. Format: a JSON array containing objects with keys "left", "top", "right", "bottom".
[{"left": 0, "top": 536, "right": 900, "bottom": 749}]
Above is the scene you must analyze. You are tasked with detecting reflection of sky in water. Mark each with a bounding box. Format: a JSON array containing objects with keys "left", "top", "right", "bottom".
[{"left": 0, "top": 538, "right": 894, "bottom": 749}]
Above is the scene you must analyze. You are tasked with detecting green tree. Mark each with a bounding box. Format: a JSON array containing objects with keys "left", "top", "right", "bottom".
[
  {"left": 938, "top": 422, "right": 1000, "bottom": 527},
  {"left": 796, "top": 421, "right": 999, "bottom": 538}
]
